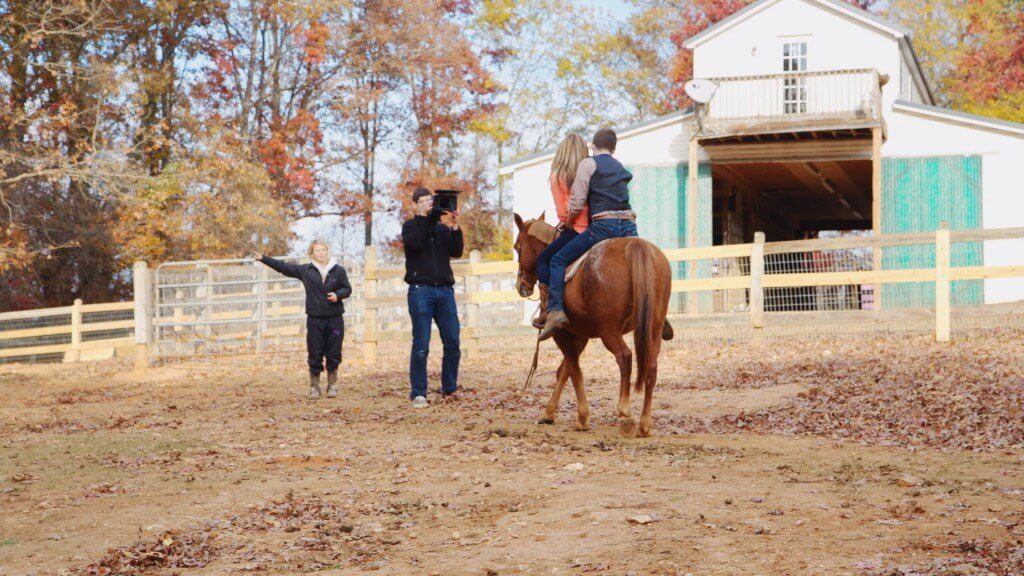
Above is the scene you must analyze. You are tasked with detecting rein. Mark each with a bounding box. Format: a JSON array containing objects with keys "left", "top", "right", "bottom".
[{"left": 518, "top": 218, "right": 558, "bottom": 389}]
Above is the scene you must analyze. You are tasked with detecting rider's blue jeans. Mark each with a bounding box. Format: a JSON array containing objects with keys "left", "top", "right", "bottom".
[{"left": 548, "top": 218, "right": 638, "bottom": 313}]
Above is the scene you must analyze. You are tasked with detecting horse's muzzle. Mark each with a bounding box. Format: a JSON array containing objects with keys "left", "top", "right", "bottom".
[{"left": 516, "top": 277, "right": 534, "bottom": 298}]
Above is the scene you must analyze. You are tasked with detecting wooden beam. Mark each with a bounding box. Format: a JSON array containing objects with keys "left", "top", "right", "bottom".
[
  {"left": 662, "top": 243, "right": 754, "bottom": 262},
  {"left": 935, "top": 222, "right": 951, "bottom": 342},
  {"left": 750, "top": 232, "right": 765, "bottom": 331},
  {"left": 702, "top": 139, "right": 871, "bottom": 164},
  {"left": 951, "top": 226, "right": 1024, "bottom": 242},
  {"left": 687, "top": 131, "right": 699, "bottom": 313},
  {"left": 0, "top": 306, "right": 72, "bottom": 322},
  {"left": 81, "top": 302, "right": 134, "bottom": 313},
  {"left": 871, "top": 126, "right": 883, "bottom": 309},
  {"left": 822, "top": 160, "right": 871, "bottom": 214}
]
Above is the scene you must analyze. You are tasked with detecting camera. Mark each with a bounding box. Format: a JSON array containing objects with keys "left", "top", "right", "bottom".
[{"left": 431, "top": 189, "right": 459, "bottom": 215}]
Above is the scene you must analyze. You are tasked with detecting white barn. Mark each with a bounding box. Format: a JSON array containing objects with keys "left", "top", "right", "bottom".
[{"left": 501, "top": 0, "right": 1024, "bottom": 310}]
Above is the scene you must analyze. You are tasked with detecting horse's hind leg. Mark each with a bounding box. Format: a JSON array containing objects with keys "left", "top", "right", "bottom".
[
  {"left": 638, "top": 338, "right": 663, "bottom": 437},
  {"left": 555, "top": 333, "right": 589, "bottom": 431},
  {"left": 539, "top": 360, "right": 570, "bottom": 425},
  {"left": 600, "top": 333, "right": 632, "bottom": 419}
]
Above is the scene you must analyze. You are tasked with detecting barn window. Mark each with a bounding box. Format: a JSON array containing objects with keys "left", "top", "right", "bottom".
[{"left": 783, "top": 42, "right": 807, "bottom": 114}]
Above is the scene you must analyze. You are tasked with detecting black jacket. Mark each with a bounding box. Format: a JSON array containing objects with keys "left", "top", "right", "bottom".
[
  {"left": 402, "top": 215, "right": 464, "bottom": 286},
  {"left": 259, "top": 256, "right": 352, "bottom": 318}
]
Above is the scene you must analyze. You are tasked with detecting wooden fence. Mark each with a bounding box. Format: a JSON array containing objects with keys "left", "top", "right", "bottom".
[
  {"left": 0, "top": 300, "right": 136, "bottom": 363},
  {"left": 2, "top": 225, "right": 1022, "bottom": 367},
  {"left": 360, "top": 223, "right": 1024, "bottom": 364}
]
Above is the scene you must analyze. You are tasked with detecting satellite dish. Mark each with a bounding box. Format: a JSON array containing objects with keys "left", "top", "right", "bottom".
[{"left": 685, "top": 79, "right": 718, "bottom": 104}]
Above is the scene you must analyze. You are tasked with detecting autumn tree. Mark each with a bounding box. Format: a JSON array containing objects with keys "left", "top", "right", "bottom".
[
  {"left": 330, "top": 0, "right": 406, "bottom": 248},
  {"left": 0, "top": 0, "right": 143, "bottom": 307},
  {"left": 194, "top": 0, "right": 346, "bottom": 215},
  {"left": 887, "top": 0, "right": 1024, "bottom": 123}
]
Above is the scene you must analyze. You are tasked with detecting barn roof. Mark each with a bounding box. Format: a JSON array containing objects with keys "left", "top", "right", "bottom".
[{"left": 499, "top": 108, "right": 693, "bottom": 174}]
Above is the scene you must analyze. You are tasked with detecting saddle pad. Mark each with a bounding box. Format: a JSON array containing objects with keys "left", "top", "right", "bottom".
[
  {"left": 527, "top": 220, "right": 558, "bottom": 245},
  {"left": 565, "top": 247, "right": 594, "bottom": 283}
]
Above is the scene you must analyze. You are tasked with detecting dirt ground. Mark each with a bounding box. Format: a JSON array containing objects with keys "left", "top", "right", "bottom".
[{"left": 1, "top": 332, "right": 1023, "bottom": 576}]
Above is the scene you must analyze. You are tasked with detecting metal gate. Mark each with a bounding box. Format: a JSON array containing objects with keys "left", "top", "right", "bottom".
[{"left": 152, "top": 257, "right": 363, "bottom": 363}]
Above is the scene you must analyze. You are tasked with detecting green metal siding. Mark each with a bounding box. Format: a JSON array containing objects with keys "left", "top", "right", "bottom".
[
  {"left": 629, "top": 163, "right": 712, "bottom": 312},
  {"left": 881, "top": 156, "right": 983, "bottom": 308},
  {"left": 628, "top": 163, "right": 712, "bottom": 257}
]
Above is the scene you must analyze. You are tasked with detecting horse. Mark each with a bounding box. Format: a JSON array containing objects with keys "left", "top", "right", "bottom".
[{"left": 513, "top": 213, "right": 674, "bottom": 437}]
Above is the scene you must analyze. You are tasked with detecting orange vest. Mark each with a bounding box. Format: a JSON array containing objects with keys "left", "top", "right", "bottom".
[{"left": 549, "top": 172, "right": 589, "bottom": 234}]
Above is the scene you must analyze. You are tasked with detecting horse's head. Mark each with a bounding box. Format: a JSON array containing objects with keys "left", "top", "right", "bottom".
[{"left": 513, "top": 211, "right": 553, "bottom": 297}]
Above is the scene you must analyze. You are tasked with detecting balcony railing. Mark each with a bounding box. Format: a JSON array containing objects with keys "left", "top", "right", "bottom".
[{"left": 704, "top": 68, "right": 883, "bottom": 136}]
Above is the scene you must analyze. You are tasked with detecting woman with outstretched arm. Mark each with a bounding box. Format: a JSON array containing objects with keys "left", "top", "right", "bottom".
[{"left": 251, "top": 240, "right": 352, "bottom": 398}]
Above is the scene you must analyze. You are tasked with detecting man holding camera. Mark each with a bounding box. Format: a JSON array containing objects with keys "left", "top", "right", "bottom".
[{"left": 402, "top": 187, "right": 464, "bottom": 408}]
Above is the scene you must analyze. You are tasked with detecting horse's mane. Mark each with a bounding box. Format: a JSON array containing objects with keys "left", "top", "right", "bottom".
[{"left": 526, "top": 219, "right": 558, "bottom": 245}]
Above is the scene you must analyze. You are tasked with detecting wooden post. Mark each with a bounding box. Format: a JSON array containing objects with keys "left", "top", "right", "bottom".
[
  {"left": 466, "top": 250, "right": 482, "bottom": 358},
  {"left": 935, "top": 221, "right": 951, "bottom": 342},
  {"left": 750, "top": 232, "right": 765, "bottom": 341},
  {"left": 363, "top": 245, "right": 378, "bottom": 365},
  {"left": 64, "top": 298, "right": 83, "bottom": 363},
  {"left": 204, "top": 265, "right": 214, "bottom": 346},
  {"left": 255, "top": 262, "right": 267, "bottom": 355},
  {"left": 871, "top": 125, "right": 884, "bottom": 310},
  {"left": 687, "top": 132, "right": 699, "bottom": 314},
  {"left": 132, "top": 261, "right": 151, "bottom": 373}
]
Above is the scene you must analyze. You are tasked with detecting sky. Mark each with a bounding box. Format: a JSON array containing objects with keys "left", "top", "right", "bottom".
[{"left": 292, "top": 0, "right": 641, "bottom": 259}]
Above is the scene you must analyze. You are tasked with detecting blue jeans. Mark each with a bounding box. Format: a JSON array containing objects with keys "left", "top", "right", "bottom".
[
  {"left": 548, "top": 218, "right": 638, "bottom": 313},
  {"left": 408, "top": 284, "right": 460, "bottom": 399},
  {"left": 536, "top": 229, "right": 579, "bottom": 286}
]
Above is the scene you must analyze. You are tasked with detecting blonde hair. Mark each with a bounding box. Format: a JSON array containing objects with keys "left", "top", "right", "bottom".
[
  {"left": 550, "top": 134, "right": 589, "bottom": 189},
  {"left": 307, "top": 240, "right": 330, "bottom": 258}
]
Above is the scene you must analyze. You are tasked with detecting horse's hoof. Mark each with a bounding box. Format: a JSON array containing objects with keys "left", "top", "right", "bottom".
[
  {"left": 639, "top": 418, "right": 653, "bottom": 438},
  {"left": 538, "top": 417, "right": 555, "bottom": 425},
  {"left": 619, "top": 417, "right": 638, "bottom": 438},
  {"left": 574, "top": 421, "right": 590, "bottom": 432}
]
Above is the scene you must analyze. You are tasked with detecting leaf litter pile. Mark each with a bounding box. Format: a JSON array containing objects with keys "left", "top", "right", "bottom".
[{"left": 659, "top": 330, "right": 1024, "bottom": 451}]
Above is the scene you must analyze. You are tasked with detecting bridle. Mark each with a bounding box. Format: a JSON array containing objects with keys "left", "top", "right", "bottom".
[{"left": 515, "top": 220, "right": 541, "bottom": 302}]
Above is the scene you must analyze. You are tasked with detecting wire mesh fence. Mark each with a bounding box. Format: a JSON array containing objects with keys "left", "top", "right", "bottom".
[{"left": 151, "top": 257, "right": 363, "bottom": 367}]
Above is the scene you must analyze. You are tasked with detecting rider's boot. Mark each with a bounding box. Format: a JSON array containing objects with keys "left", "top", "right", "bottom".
[{"left": 532, "top": 284, "right": 549, "bottom": 330}]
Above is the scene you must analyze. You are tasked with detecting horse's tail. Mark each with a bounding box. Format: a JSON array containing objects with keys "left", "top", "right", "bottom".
[{"left": 629, "top": 241, "right": 658, "bottom": 394}]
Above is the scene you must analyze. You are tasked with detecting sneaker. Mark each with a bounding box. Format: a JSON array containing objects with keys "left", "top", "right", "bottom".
[{"left": 411, "top": 396, "right": 428, "bottom": 408}]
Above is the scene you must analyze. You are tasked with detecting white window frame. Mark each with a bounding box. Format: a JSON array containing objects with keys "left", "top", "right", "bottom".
[{"left": 782, "top": 40, "right": 808, "bottom": 114}]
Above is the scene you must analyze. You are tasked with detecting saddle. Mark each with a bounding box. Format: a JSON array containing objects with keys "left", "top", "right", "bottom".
[{"left": 526, "top": 220, "right": 598, "bottom": 284}]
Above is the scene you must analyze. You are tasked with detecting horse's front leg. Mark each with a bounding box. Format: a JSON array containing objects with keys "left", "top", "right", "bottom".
[
  {"left": 554, "top": 333, "right": 588, "bottom": 431},
  {"left": 539, "top": 360, "right": 569, "bottom": 425},
  {"left": 569, "top": 359, "right": 589, "bottom": 431}
]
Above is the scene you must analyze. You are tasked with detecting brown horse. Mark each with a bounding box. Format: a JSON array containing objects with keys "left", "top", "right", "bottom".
[{"left": 513, "top": 213, "right": 674, "bottom": 437}]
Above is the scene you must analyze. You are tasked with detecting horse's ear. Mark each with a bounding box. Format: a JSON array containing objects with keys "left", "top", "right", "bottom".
[
  {"left": 514, "top": 213, "right": 525, "bottom": 231},
  {"left": 538, "top": 211, "right": 546, "bottom": 222}
]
